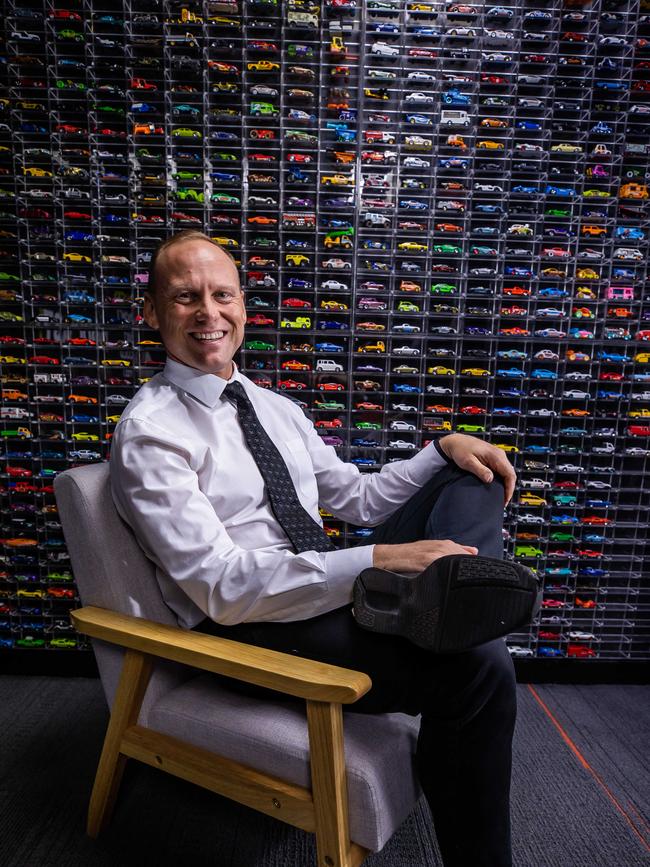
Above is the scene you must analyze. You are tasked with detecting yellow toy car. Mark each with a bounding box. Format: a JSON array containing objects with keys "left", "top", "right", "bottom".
[
  {"left": 72, "top": 432, "right": 99, "bottom": 441},
  {"left": 460, "top": 368, "right": 490, "bottom": 376},
  {"left": 321, "top": 174, "right": 354, "bottom": 186},
  {"left": 63, "top": 252, "right": 91, "bottom": 263},
  {"left": 427, "top": 366, "right": 455, "bottom": 375},
  {"left": 101, "top": 359, "right": 131, "bottom": 367},
  {"left": 551, "top": 143, "right": 582, "bottom": 153},
  {"left": 280, "top": 317, "right": 311, "bottom": 329},
  {"left": 212, "top": 236, "right": 239, "bottom": 248},
  {"left": 247, "top": 60, "right": 280, "bottom": 72},
  {"left": 397, "top": 241, "right": 427, "bottom": 252},
  {"left": 285, "top": 254, "right": 310, "bottom": 266},
  {"left": 520, "top": 493, "right": 547, "bottom": 506},
  {"left": 477, "top": 140, "right": 504, "bottom": 150},
  {"left": 23, "top": 167, "right": 52, "bottom": 177}
]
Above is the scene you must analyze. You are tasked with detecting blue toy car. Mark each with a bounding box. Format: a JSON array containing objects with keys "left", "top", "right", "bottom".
[
  {"left": 539, "top": 287, "right": 569, "bottom": 297},
  {"left": 351, "top": 457, "right": 375, "bottom": 467},
  {"left": 531, "top": 369, "right": 558, "bottom": 380},
  {"left": 442, "top": 89, "right": 470, "bottom": 106},
  {"left": 63, "top": 290, "right": 96, "bottom": 304},
  {"left": 504, "top": 266, "right": 534, "bottom": 277},
  {"left": 497, "top": 367, "right": 525, "bottom": 377},
  {"left": 497, "top": 350, "right": 527, "bottom": 359},
  {"left": 545, "top": 185, "right": 576, "bottom": 197},
  {"left": 595, "top": 80, "right": 627, "bottom": 91},
  {"left": 597, "top": 351, "right": 630, "bottom": 362},
  {"left": 393, "top": 383, "right": 421, "bottom": 393},
  {"left": 591, "top": 121, "right": 612, "bottom": 135},
  {"left": 439, "top": 158, "right": 468, "bottom": 170},
  {"left": 317, "top": 320, "right": 348, "bottom": 330},
  {"left": 615, "top": 226, "right": 644, "bottom": 241},
  {"left": 538, "top": 647, "right": 564, "bottom": 657},
  {"left": 399, "top": 199, "right": 428, "bottom": 210},
  {"left": 526, "top": 444, "right": 551, "bottom": 452},
  {"left": 515, "top": 121, "right": 542, "bottom": 131},
  {"left": 65, "top": 230, "right": 94, "bottom": 242},
  {"left": 315, "top": 342, "right": 344, "bottom": 352}
]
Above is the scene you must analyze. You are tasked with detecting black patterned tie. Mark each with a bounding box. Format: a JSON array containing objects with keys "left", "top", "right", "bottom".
[{"left": 222, "top": 381, "right": 335, "bottom": 554}]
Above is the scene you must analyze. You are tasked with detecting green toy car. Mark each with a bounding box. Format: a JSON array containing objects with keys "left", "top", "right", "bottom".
[
  {"left": 50, "top": 638, "right": 77, "bottom": 649},
  {"left": 514, "top": 545, "right": 544, "bottom": 557},
  {"left": 244, "top": 340, "right": 274, "bottom": 351},
  {"left": 314, "top": 400, "right": 345, "bottom": 410},
  {"left": 456, "top": 424, "right": 485, "bottom": 433},
  {"left": 175, "top": 188, "right": 204, "bottom": 203},
  {"left": 553, "top": 493, "right": 577, "bottom": 506}
]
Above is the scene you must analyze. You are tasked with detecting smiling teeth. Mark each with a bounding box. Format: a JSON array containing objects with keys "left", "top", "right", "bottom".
[{"left": 193, "top": 331, "right": 224, "bottom": 340}]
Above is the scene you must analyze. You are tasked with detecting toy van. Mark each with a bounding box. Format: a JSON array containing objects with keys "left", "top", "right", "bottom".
[{"left": 440, "top": 109, "right": 470, "bottom": 126}]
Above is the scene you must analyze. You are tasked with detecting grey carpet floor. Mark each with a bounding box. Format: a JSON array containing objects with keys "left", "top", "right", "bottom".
[{"left": 0, "top": 677, "right": 648, "bottom": 867}]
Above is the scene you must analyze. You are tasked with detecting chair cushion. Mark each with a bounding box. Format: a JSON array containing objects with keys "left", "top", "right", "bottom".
[{"left": 146, "top": 674, "right": 422, "bottom": 853}]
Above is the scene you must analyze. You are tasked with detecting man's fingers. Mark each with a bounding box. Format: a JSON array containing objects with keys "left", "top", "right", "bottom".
[{"left": 460, "top": 451, "right": 516, "bottom": 505}]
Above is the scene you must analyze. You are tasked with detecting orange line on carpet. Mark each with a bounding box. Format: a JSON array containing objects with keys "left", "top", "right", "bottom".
[
  {"left": 527, "top": 684, "right": 650, "bottom": 854},
  {"left": 626, "top": 799, "right": 650, "bottom": 836}
]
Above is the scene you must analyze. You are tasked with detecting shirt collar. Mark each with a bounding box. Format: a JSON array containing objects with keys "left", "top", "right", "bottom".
[{"left": 162, "top": 357, "right": 243, "bottom": 408}]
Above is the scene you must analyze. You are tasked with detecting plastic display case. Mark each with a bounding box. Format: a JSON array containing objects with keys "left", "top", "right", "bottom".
[{"left": 0, "top": 0, "right": 648, "bottom": 662}]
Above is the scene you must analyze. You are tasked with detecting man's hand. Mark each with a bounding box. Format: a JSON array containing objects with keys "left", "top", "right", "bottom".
[
  {"left": 438, "top": 433, "right": 517, "bottom": 505},
  {"left": 373, "top": 539, "right": 478, "bottom": 573}
]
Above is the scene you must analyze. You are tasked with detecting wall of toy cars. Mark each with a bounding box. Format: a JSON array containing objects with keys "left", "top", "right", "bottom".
[{"left": 0, "top": 0, "right": 648, "bottom": 661}]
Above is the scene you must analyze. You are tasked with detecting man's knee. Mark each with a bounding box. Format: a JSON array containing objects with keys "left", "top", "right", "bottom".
[{"left": 425, "top": 469, "right": 505, "bottom": 557}]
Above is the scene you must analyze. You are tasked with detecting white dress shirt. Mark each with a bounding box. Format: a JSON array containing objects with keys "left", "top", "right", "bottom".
[{"left": 110, "top": 358, "right": 449, "bottom": 628}]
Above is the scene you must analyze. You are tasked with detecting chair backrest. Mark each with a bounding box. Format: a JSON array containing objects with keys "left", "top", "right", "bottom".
[{"left": 54, "top": 463, "right": 193, "bottom": 719}]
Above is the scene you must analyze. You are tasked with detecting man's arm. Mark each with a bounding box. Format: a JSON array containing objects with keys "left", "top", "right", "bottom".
[{"left": 110, "top": 417, "right": 370, "bottom": 625}]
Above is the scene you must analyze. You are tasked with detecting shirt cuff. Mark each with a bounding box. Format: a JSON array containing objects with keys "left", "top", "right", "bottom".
[
  {"left": 323, "top": 544, "right": 375, "bottom": 606},
  {"left": 395, "top": 439, "right": 450, "bottom": 490},
  {"left": 433, "top": 438, "right": 453, "bottom": 464}
]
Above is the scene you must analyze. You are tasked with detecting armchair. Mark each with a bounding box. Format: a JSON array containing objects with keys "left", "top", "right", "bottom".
[{"left": 54, "top": 463, "right": 423, "bottom": 867}]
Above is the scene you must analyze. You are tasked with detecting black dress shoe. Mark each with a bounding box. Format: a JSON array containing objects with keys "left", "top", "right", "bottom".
[{"left": 352, "top": 554, "right": 541, "bottom": 654}]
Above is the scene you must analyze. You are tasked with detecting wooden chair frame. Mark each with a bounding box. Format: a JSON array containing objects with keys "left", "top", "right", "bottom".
[{"left": 71, "top": 606, "right": 373, "bottom": 867}]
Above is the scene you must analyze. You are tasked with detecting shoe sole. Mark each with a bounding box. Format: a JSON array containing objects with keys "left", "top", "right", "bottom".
[{"left": 353, "top": 554, "right": 542, "bottom": 654}]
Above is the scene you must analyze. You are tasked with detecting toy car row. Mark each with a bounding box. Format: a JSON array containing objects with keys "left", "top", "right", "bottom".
[{"left": 0, "top": 0, "right": 648, "bottom": 658}]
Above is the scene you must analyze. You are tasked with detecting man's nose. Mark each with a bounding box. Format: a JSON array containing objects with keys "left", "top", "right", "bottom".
[{"left": 195, "top": 296, "right": 223, "bottom": 320}]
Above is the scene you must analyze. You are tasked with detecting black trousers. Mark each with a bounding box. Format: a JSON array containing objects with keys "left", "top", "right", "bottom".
[{"left": 193, "top": 465, "right": 517, "bottom": 867}]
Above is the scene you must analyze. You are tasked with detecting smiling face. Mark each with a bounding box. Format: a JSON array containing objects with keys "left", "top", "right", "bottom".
[{"left": 144, "top": 239, "right": 246, "bottom": 379}]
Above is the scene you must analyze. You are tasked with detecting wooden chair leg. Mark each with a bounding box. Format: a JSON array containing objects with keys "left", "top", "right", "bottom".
[
  {"left": 306, "top": 701, "right": 369, "bottom": 867},
  {"left": 87, "top": 649, "right": 153, "bottom": 837}
]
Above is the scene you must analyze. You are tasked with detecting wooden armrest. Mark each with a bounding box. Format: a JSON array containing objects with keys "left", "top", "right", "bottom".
[{"left": 71, "top": 606, "right": 371, "bottom": 704}]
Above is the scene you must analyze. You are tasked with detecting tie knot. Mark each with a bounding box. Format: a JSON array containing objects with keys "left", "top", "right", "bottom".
[{"left": 223, "top": 381, "right": 247, "bottom": 404}]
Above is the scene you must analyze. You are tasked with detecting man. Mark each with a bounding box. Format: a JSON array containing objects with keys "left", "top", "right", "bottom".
[{"left": 111, "top": 230, "right": 519, "bottom": 867}]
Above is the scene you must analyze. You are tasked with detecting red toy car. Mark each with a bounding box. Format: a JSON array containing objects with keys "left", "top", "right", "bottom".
[
  {"left": 278, "top": 379, "right": 307, "bottom": 390},
  {"left": 567, "top": 644, "right": 596, "bottom": 658},
  {"left": 247, "top": 314, "right": 274, "bottom": 327}
]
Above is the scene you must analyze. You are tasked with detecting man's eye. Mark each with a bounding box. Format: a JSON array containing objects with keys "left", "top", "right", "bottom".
[{"left": 177, "top": 292, "right": 192, "bottom": 302}]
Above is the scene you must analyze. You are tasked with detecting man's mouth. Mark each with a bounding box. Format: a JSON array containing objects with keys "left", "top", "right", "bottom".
[{"left": 190, "top": 331, "right": 225, "bottom": 342}]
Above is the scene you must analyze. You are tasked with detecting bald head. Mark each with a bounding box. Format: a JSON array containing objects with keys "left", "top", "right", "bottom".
[{"left": 147, "top": 230, "right": 239, "bottom": 296}]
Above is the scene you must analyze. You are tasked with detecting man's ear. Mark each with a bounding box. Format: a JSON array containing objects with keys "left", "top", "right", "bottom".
[{"left": 143, "top": 293, "right": 159, "bottom": 330}]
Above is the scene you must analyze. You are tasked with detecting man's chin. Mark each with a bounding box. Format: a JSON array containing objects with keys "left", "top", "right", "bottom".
[{"left": 167, "top": 349, "right": 234, "bottom": 378}]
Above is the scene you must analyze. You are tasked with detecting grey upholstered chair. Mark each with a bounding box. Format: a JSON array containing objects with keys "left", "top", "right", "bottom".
[{"left": 54, "top": 463, "right": 423, "bottom": 867}]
